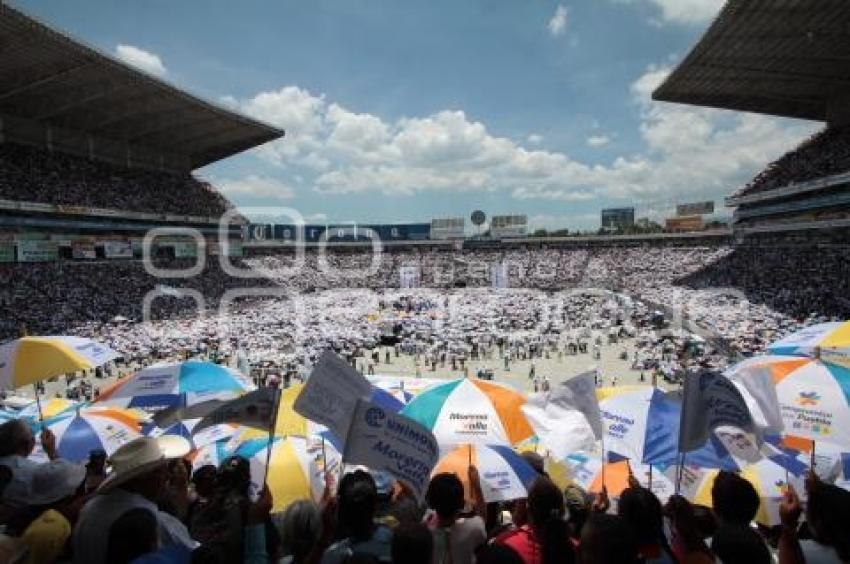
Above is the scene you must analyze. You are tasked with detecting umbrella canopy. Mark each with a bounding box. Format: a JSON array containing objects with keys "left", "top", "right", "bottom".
[
  {"left": 234, "top": 436, "right": 336, "bottom": 512},
  {"left": 433, "top": 444, "right": 538, "bottom": 503},
  {"left": 42, "top": 408, "right": 141, "bottom": 462},
  {"left": 18, "top": 398, "right": 78, "bottom": 420},
  {"left": 145, "top": 418, "right": 237, "bottom": 450},
  {"left": 188, "top": 440, "right": 233, "bottom": 472},
  {"left": 402, "top": 378, "right": 533, "bottom": 447},
  {"left": 769, "top": 321, "right": 850, "bottom": 368},
  {"left": 672, "top": 458, "right": 806, "bottom": 527},
  {"left": 726, "top": 355, "right": 850, "bottom": 447},
  {"left": 565, "top": 455, "right": 675, "bottom": 502},
  {"left": 0, "top": 336, "right": 118, "bottom": 389},
  {"left": 96, "top": 361, "right": 255, "bottom": 412}
]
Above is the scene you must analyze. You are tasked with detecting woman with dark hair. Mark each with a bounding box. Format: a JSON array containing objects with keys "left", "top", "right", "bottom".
[{"left": 494, "top": 477, "right": 575, "bottom": 564}]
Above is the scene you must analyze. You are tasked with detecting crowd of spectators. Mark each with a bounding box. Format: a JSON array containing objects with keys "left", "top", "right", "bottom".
[
  {"left": 736, "top": 125, "right": 850, "bottom": 197},
  {"left": 1, "top": 422, "right": 848, "bottom": 564},
  {"left": 0, "top": 142, "right": 231, "bottom": 216}
]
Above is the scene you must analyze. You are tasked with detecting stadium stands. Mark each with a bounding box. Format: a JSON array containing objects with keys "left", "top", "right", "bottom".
[{"left": 0, "top": 142, "right": 232, "bottom": 216}]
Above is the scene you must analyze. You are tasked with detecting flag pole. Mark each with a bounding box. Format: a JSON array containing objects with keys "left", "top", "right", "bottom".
[
  {"left": 810, "top": 440, "right": 817, "bottom": 471},
  {"left": 675, "top": 452, "right": 686, "bottom": 495},
  {"left": 600, "top": 434, "right": 606, "bottom": 488},
  {"left": 262, "top": 389, "right": 282, "bottom": 489},
  {"left": 648, "top": 465, "right": 653, "bottom": 491}
]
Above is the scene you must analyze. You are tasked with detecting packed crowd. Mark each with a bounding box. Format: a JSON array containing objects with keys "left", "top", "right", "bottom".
[
  {"left": 2, "top": 243, "right": 846, "bottom": 366},
  {"left": 1, "top": 421, "right": 848, "bottom": 564},
  {"left": 736, "top": 125, "right": 850, "bottom": 197},
  {"left": 0, "top": 142, "right": 231, "bottom": 216}
]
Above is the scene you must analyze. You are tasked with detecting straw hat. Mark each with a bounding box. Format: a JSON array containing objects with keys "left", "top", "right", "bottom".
[
  {"left": 98, "top": 436, "right": 191, "bottom": 494},
  {"left": 29, "top": 460, "right": 87, "bottom": 505}
]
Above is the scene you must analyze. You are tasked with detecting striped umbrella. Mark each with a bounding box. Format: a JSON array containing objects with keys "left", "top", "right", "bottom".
[
  {"left": 434, "top": 444, "right": 538, "bottom": 503},
  {"left": 401, "top": 378, "right": 533, "bottom": 447},
  {"left": 726, "top": 355, "right": 850, "bottom": 447},
  {"left": 0, "top": 336, "right": 118, "bottom": 389},
  {"left": 189, "top": 439, "right": 233, "bottom": 472},
  {"left": 145, "top": 418, "right": 237, "bottom": 450},
  {"left": 42, "top": 408, "right": 142, "bottom": 462},
  {"left": 566, "top": 454, "right": 675, "bottom": 502},
  {"left": 769, "top": 321, "right": 850, "bottom": 368},
  {"left": 19, "top": 398, "right": 78, "bottom": 420},
  {"left": 96, "top": 361, "right": 254, "bottom": 412},
  {"left": 234, "top": 436, "right": 338, "bottom": 512}
]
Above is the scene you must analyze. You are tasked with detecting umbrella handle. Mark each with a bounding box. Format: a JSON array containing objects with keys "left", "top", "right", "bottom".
[{"left": 33, "top": 384, "right": 44, "bottom": 424}]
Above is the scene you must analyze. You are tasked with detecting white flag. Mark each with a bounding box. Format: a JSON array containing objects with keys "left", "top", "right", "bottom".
[
  {"left": 521, "top": 370, "right": 603, "bottom": 459},
  {"left": 679, "top": 370, "right": 759, "bottom": 453}
]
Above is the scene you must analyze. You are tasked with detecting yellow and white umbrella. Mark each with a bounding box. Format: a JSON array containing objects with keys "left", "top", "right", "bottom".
[{"left": 0, "top": 336, "right": 119, "bottom": 388}]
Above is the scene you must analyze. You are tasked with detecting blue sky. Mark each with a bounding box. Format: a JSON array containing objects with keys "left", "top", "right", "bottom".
[{"left": 16, "top": 0, "right": 817, "bottom": 230}]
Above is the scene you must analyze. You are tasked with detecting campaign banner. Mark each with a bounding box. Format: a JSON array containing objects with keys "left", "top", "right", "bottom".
[
  {"left": 676, "top": 201, "right": 715, "bottom": 216},
  {"left": 103, "top": 240, "right": 133, "bottom": 259},
  {"left": 344, "top": 398, "right": 439, "bottom": 499},
  {"left": 294, "top": 351, "right": 372, "bottom": 441},
  {"left": 17, "top": 239, "right": 58, "bottom": 262},
  {"left": 71, "top": 240, "right": 96, "bottom": 260}
]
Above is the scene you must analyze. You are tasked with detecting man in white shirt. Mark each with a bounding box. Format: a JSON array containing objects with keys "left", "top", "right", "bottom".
[
  {"left": 72, "top": 436, "right": 195, "bottom": 564},
  {"left": 0, "top": 419, "right": 58, "bottom": 509}
]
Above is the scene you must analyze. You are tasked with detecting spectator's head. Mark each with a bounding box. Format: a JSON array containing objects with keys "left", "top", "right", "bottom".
[
  {"left": 191, "top": 464, "right": 218, "bottom": 498},
  {"left": 521, "top": 451, "right": 547, "bottom": 477},
  {"left": 217, "top": 456, "right": 252, "bottom": 497},
  {"left": 476, "top": 544, "right": 524, "bottom": 564},
  {"left": 711, "top": 471, "right": 760, "bottom": 526},
  {"left": 618, "top": 485, "right": 664, "bottom": 548},
  {"left": 806, "top": 478, "right": 850, "bottom": 561},
  {"left": 106, "top": 507, "right": 159, "bottom": 564},
  {"left": 0, "top": 420, "right": 35, "bottom": 457},
  {"left": 391, "top": 523, "right": 433, "bottom": 564},
  {"left": 28, "top": 459, "right": 87, "bottom": 519},
  {"left": 278, "top": 500, "right": 322, "bottom": 563},
  {"left": 580, "top": 514, "right": 638, "bottom": 564},
  {"left": 562, "top": 484, "right": 589, "bottom": 539},
  {"left": 711, "top": 524, "right": 771, "bottom": 564},
  {"left": 426, "top": 472, "right": 465, "bottom": 521},
  {"left": 338, "top": 470, "right": 379, "bottom": 541},
  {"left": 98, "top": 436, "right": 190, "bottom": 501},
  {"left": 527, "top": 477, "right": 573, "bottom": 564}
]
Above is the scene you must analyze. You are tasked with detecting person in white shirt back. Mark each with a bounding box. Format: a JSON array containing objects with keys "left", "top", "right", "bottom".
[{"left": 0, "top": 419, "right": 59, "bottom": 510}]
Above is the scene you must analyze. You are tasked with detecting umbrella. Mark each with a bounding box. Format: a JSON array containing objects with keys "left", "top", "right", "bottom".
[
  {"left": 234, "top": 436, "right": 337, "bottom": 512},
  {"left": 145, "top": 418, "right": 237, "bottom": 450},
  {"left": 769, "top": 321, "right": 850, "bottom": 368},
  {"left": 188, "top": 440, "right": 233, "bottom": 472},
  {"left": 96, "top": 361, "right": 255, "bottom": 412},
  {"left": 433, "top": 444, "right": 538, "bottom": 503},
  {"left": 726, "top": 355, "right": 850, "bottom": 447},
  {"left": 41, "top": 408, "right": 142, "bottom": 462},
  {"left": 671, "top": 458, "right": 806, "bottom": 526},
  {"left": 565, "top": 455, "right": 675, "bottom": 502},
  {"left": 401, "top": 378, "right": 533, "bottom": 447},
  {"left": 18, "top": 398, "right": 78, "bottom": 420},
  {"left": 0, "top": 336, "right": 118, "bottom": 418}
]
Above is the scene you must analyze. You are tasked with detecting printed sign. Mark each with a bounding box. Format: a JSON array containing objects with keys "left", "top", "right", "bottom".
[
  {"left": 294, "top": 351, "right": 372, "bottom": 441},
  {"left": 0, "top": 241, "right": 13, "bottom": 263},
  {"left": 344, "top": 398, "right": 439, "bottom": 498},
  {"left": 17, "top": 239, "right": 58, "bottom": 262},
  {"left": 103, "top": 240, "right": 133, "bottom": 259}
]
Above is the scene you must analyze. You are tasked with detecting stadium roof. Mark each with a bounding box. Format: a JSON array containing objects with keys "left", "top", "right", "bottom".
[
  {"left": 653, "top": 0, "right": 850, "bottom": 122},
  {"left": 0, "top": 2, "right": 283, "bottom": 169}
]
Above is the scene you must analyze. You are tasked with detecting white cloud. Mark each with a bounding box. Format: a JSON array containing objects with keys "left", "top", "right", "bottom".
[
  {"left": 527, "top": 134, "right": 543, "bottom": 145},
  {"left": 216, "top": 175, "right": 295, "bottom": 201},
  {"left": 114, "top": 44, "right": 167, "bottom": 77},
  {"left": 547, "top": 5, "right": 569, "bottom": 36},
  {"left": 224, "top": 65, "right": 816, "bottom": 207},
  {"left": 587, "top": 135, "right": 611, "bottom": 147},
  {"left": 615, "top": 0, "right": 723, "bottom": 25}
]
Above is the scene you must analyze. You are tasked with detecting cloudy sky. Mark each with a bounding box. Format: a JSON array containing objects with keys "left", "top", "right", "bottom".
[{"left": 17, "top": 0, "right": 817, "bottom": 230}]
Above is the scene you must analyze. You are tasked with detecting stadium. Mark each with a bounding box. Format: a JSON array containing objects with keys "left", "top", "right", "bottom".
[{"left": 0, "top": 1, "right": 849, "bottom": 563}]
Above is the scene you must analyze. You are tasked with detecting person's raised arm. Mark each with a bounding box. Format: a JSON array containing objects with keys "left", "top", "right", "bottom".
[{"left": 777, "top": 483, "right": 804, "bottom": 564}]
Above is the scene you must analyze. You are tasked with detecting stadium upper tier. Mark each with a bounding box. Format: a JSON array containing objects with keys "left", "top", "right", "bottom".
[
  {"left": 0, "top": 3, "right": 282, "bottom": 171},
  {"left": 0, "top": 142, "right": 232, "bottom": 217},
  {"left": 733, "top": 125, "right": 850, "bottom": 199},
  {"left": 652, "top": 0, "right": 850, "bottom": 122}
]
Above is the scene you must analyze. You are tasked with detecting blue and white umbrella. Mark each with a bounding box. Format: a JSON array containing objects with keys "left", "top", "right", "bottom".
[
  {"left": 97, "top": 361, "right": 255, "bottom": 412},
  {"left": 40, "top": 408, "right": 142, "bottom": 462}
]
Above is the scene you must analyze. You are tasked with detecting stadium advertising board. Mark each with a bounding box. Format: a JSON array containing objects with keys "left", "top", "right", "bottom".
[
  {"left": 17, "top": 239, "right": 58, "bottom": 262},
  {"left": 665, "top": 215, "right": 704, "bottom": 232},
  {"left": 273, "top": 224, "right": 298, "bottom": 241},
  {"left": 103, "top": 240, "right": 133, "bottom": 259},
  {"left": 246, "top": 224, "right": 272, "bottom": 241},
  {"left": 601, "top": 208, "right": 635, "bottom": 230},
  {"left": 490, "top": 215, "right": 528, "bottom": 238},
  {"left": 173, "top": 241, "right": 198, "bottom": 258},
  {"left": 0, "top": 241, "right": 14, "bottom": 263},
  {"left": 676, "top": 201, "right": 715, "bottom": 216},
  {"left": 72, "top": 239, "right": 96, "bottom": 259},
  {"left": 326, "top": 225, "right": 356, "bottom": 241},
  {"left": 430, "top": 217, "right": 465, "bottom": 239}
]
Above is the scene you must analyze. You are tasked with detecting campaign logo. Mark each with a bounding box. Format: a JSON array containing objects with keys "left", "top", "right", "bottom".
[
  {"left": 365, "top": 407, "right": 386, "bottom": 428},
  {"left": 797, "top": 391, "right": 821, "bottom": 407}
]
